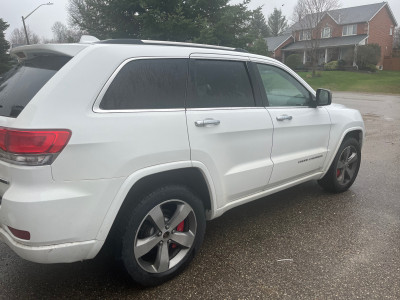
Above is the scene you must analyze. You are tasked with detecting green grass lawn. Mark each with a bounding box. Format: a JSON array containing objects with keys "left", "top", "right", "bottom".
[{"left": 297, "top": 71, "right": 400, "bottom": 94}]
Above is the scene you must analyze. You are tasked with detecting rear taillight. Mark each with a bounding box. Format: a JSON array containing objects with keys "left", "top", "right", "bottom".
[{"left": 0, "top": 128, "right": 71, "bottom": 166}]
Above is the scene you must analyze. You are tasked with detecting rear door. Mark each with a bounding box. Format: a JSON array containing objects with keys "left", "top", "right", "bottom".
[
  {"left": 254, "top": 62, "right": 331, "bottom": 185},
  {"left": 186, "top": 54, "right": 274, "bottom": 208}
]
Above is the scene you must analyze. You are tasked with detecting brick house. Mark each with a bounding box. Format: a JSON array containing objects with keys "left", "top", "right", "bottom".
[
  {"left": 276, "top": 2, "right": 397, "bottom": 69},
  {"left": 265, "top": 34, "right": 293, "bottom": 61}
]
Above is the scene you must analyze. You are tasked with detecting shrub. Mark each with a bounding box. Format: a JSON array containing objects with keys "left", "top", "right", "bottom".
[
  {"left": 356, "top": 44, "right": 381, "bottom": 69},
  {"left": 363, "top": 64, "right": 377, "bottom": 72},
  {"left": 285, "top": 54, "right": 302, "bottom": 70},
  {"left": 324, "top": 60, "right": 338, "bottom": 71}
]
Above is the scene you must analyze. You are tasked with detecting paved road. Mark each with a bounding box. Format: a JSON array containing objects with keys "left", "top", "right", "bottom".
[{"left": 1, "top": 92, "right": 399, "bottom": 299}]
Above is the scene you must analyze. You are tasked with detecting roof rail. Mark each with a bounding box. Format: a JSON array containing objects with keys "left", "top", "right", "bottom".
[
  {"left": 79, "top": 35, "right": 100, "bottom": 43},
  {"left": 96, "top": 39, "right": 248, "bottom": 53}
]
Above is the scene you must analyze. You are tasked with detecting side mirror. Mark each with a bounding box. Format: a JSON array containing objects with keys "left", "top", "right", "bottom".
[{"left": 316, "top": 88, "right": 332, "bottom": 106}]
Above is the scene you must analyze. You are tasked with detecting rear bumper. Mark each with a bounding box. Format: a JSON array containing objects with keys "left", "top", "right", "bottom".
[
  {"left": 0, "top": 227, "right": 103, "bottom": 263},
  {"left": 0, "top": 162, "right": 125, "bottom": 263}
]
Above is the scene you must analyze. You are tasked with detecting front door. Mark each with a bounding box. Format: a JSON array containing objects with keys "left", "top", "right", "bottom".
[
  {"left": 186, "top": 55, "right": 274, "bottom": 208},
  {"left": 254, "top": 62, "right": 331, "bottom": 186}
]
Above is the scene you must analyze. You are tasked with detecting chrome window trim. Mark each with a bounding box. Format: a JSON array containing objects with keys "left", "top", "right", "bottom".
[
  {"left": 266, "top": 106, "right": 318, "bottom": 109},
  {"left": 189, "top": 53, "right": 250, "bottom": 61},
  {"left": 187, "top": 107, "right": 263, "bottom": 111},
  {"left": 93, "top": 56, "right": 188, "bottom": 113}
]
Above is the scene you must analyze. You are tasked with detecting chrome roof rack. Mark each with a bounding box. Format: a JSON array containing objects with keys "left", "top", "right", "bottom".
[{"left": 96, "top": 39, "right": 248, "bottom": 53}]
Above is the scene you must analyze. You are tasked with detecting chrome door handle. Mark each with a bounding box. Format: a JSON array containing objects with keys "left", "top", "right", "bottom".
[
  {"left": 276, "top": 115, "right": 293, "bottom": 121},
  {"left": 195, "top": 118, "right": 221, "bottom": 127}
]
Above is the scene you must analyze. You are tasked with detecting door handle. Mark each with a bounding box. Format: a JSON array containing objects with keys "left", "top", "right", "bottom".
[
  {"left": 195, "top": 118, "right": 221, "bottom": 127},
  {"left": 276, "top": 115, "right": 293, "bottom": 121}
]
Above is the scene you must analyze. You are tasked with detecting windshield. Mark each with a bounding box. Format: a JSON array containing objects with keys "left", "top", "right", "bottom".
[{"left": 0, "top": 55, "right": 71, "bottom": 118}]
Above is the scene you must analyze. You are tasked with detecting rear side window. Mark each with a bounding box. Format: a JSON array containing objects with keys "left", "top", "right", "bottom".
[
  {"left": 188, "top": 60, "right": 255, "bottom": 108},
  {"left": 100, "top": 59, "right": 187, "bottom": 110},
  {"left": 0, "top": 56, "right": 71, "bottom": 118}
]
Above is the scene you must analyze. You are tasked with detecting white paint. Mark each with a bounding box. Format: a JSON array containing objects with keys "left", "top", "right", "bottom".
[
  {"left": 0, "top": 42, "right": 364, "bottom": 264},
  {"left": 325, "top": 48, "right": 328, "bottom": 63}
]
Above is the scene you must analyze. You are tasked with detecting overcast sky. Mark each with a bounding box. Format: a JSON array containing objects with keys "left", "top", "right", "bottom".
[{"left": 0, "top": 0, "right": 399, "bottom": 42}]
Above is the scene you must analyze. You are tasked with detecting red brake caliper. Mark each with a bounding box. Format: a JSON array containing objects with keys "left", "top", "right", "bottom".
[
  {"left": 171, "top": 220, "right": 185, "bottom": 249},
  {"left": 337, "top": 169, "right": 341, "bottom": 177}
]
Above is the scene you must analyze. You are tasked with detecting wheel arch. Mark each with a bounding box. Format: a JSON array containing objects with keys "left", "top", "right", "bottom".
[
  {"left": 96, "top": 162, "right": 216, "bottom": 242},
  {"left": 343, "top": 129, "right": 364, "bottom": 148},
  {"left": 321, "top": 126, "right": 364, "bottom": 177}
]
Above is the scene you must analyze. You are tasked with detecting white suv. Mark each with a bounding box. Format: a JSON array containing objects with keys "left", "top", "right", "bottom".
[{"left": 0, "top": 38, "right": 364, "bottom": 286}]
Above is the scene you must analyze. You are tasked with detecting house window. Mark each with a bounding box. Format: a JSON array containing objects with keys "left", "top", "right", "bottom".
[
  {"left": 342, "top": 24, "right": 357, "bottom": 36},
  {"left": 390, "top": 27, "right": 393, "bottom": 35},
  {"left": 321, "top": 27, "right": 331, "bottom": 38},
  {"left": 299, "top": 30, "right": 311, "bottom": 41}
]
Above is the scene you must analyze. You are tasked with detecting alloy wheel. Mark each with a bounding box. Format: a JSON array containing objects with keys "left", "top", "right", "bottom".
[
  {"left": 336, "top": 145, "right": 358, "bottom": 186},
  {"left": 134, "top": 200, "right": 197, "bottom": 274}
]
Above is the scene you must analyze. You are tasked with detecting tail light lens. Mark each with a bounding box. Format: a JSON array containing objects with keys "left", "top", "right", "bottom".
[
  {"left": 8, "top": 226, "right": 31, "bottom": 240},
  {"left": 0, "top": 128, "right": 71, "bottom": 166}
]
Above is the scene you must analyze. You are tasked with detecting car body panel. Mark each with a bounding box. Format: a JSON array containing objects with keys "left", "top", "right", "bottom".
[{"left": 0, "top": 41, "right": 365, "bottom": 264}]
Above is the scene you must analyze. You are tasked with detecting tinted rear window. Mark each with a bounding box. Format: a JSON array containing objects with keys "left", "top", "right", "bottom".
[
  {"left": 188, "top": 60, "right": 255, "bottom": 108},
  {"left": 99, "top": 59, "right": 187, "bottom": 110},
  {"left": 0, "top": 56, "right": 70, "bottom": 118}
]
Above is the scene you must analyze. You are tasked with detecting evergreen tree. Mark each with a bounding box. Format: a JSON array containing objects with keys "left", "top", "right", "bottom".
[
  {"left": 248, "top": 38, "right": 269, "bottom": 56},
  {"left": 267, "top": 8, "right": 288, "bottom": 36},
  {"left": 0, "top": 18, "right": 12, "bottom": 75},
  {"left": 68, "top": 0, "right": 258, "bottom": 49},
  {"left": 249, "top": 7, "right": 270, "bottom": 39}
]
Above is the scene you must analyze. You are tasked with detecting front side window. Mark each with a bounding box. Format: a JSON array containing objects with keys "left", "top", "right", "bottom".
[
  {"left": 342, "top": 24, "right": 357, "bottom": 36},
  {"left": 100, "top": 59, "right": 187, "bottom": 110},
  {"left": 188, "top": 60, "right": 255, "bottom": 108},
  {"left": 321, "top": 27, "right": 331, "bottom": 38},
  {"left": 257, "top": 64, "right": 311, "bottom": 107}
]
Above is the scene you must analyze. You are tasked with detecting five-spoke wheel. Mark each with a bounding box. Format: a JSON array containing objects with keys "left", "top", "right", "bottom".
[
  {"left": 335, "top": 145, "right": 359, "bottom": 186},
  {"left": 318, "top": 137, "right": 361, "bottom": 193},
  {"left": 120, "top": 185, "right": 205, "bottom": 286},
  {"left": 134, "top": 200, "right": 197, "bottom": 273}
]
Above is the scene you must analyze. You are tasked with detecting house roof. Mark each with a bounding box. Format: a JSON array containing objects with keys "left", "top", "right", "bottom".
[
  {"left": 265, "top": 34, "right": 292, "bottom": 51},
  {"left": 328, "top": 2, "right": 389, "bottom": 25},
  {"left": 291, "top": 2, "right": 397, "bottom": 30},
  {"left": 282, "top": 34, "right": 368, "bottom": 51}
]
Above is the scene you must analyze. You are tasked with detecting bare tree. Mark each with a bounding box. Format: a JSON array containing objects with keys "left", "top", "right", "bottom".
[
  {"left": 51, "top": 21, "right": 84, "bottom": 43},
  {"left": 292, "top": 0, "right": 340, "bottom": 76},
  {"left": 52, "top": 21, "right": 68, "bottom": 43},
  {"left": 9, "top": 27, "right": 40, "bottom": 46}
]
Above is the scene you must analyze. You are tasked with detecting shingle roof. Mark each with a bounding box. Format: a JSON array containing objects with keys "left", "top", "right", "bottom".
[
  {"left": 291, "top": 2, "right": 397, "bottom": 30},
  {"left": 265, "top": 34, "right": 292, "bottom": 51},
  {"left": 282, "top": 34, "right": 368, "bottom": 51},
  {"left": 328, "top": 2, "right": 386, "bottom": 25}
]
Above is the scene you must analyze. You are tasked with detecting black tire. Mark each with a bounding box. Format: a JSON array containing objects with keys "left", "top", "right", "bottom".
[
  {"left": 120, "top": 185, "right": 205, "bottom": 286},
  {"left": 318, "top": 137, "right": 361, "bottom": 193}
]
